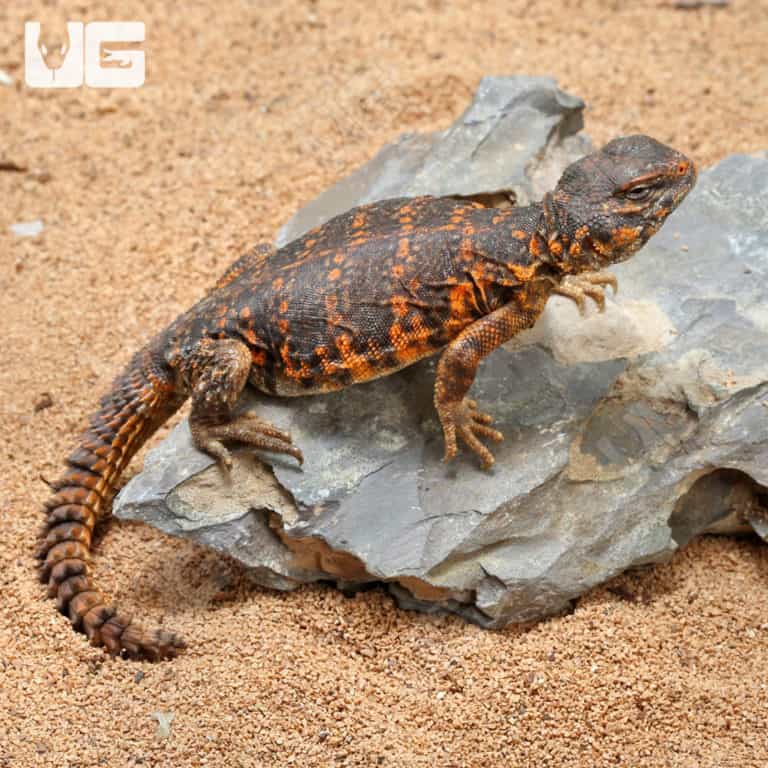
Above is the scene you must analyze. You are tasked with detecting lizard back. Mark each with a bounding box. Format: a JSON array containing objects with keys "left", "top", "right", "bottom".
[{"left": 179, "top": 196, "right": 548, "bottom": 396}]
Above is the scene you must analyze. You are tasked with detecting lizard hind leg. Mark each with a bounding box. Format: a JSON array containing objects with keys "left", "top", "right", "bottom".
[{"left": 183, "top": 337, "right": 304, "bottom": 469}]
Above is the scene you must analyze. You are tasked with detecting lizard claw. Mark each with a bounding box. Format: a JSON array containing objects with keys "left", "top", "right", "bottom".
[
  {"left": 199, "top": 438, "right": 233, "bottom": 471},
  {"left": 439, "top": 398, "right": 503, "bottom": 470},
  {"left": 191, "top": 412, "right": 304, "bottom": 467},
  {"left": 553, "top": 272, "right": 619, "bottom": 315}
]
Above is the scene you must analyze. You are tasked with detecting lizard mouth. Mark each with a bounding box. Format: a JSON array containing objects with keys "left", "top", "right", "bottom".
[
  {"left": 674, "top": 167, "right": 697, "bottom": 205},
  {"left": 668, "top": 158, "right": 697, "bottom": 208},
  {"left": 631, "top": 162, "right": 697, "bottom": 254}
]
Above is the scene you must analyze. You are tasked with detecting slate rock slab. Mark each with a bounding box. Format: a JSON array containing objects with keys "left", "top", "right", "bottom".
[
  {"left": 276, "top": 75, "right": 591, "bottom": 247},
  {"left": 116, "top": 76, "right": 768, "bottom": 627}
]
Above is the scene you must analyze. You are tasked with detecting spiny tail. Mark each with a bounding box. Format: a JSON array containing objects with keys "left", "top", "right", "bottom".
[{"left": 37, "top": 343, "right": 186, "bottom": 660}]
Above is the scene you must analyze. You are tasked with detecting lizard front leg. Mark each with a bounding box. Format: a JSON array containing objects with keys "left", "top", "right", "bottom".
[
  {"left": 552, "top": 272, "right": 618, "bottom": 315},
  {"left": 434, "top": 301, "right": 541, "bottom": 469},
  {"left": 182, "top": 337, "right": 303, "bottom": 468}
]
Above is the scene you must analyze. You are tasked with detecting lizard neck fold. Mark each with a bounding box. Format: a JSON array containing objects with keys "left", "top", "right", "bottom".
[
  {"left": 532, "top": 192, "right": 602, "bottom": 276},
  {"left": 530, "top": 192, "right": 566, "bottom": 271}
]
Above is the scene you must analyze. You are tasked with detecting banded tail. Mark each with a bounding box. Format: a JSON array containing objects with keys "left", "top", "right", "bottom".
[{"left": 37, "top": 343, "right": 187, "bottom": 660}]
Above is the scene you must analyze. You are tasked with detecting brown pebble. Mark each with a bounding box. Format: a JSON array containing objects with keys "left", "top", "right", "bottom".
[{"left": 34, "top": 392, "right": 54, "bottom": 412}]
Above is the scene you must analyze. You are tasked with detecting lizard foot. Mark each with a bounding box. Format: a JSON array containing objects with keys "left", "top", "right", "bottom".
[
  {"left": 438, "top": 398, "right": 503, "bottom": 470},
  {"left": 191, "top": 412, "right": 304, "bottom": 470},
  {"left": 553, "top": 272, "right": 618, "bottom": 315}
]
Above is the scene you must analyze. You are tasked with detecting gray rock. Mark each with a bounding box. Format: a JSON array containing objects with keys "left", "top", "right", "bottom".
[
  {"left": 116, "top": 86, "right": 768, "bottom": 627},
  {"left": 276, "top": 75, "right": 590, "bottom": 246},
  {"left": 674, "top": 0, "right": 728, "bottom": 8}
]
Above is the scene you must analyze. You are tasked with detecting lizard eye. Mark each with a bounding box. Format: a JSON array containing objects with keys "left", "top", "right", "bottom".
[{"left": 623, "top": 184, "right": 654, "bottom": 202}]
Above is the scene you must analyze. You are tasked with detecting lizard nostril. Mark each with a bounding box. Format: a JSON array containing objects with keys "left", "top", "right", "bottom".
[{"left": 677, "top": 161, "right": 689, "bottom": 176}]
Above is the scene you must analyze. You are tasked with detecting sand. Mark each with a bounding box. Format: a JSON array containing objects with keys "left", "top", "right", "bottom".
[{"left": 2, "top": 1, "right": 768, "bottom": 766}]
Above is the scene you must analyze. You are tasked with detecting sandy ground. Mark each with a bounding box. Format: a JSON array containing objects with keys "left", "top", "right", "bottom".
[{"left": 1, "top": 1, "right": 768, "bottom": 766}]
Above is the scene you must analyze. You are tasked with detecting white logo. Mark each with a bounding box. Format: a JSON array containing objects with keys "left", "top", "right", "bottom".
[{"left": 25, "top": 22, "right": 145, "bottom": 89}]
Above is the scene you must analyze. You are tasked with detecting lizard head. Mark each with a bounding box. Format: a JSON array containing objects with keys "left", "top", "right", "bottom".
[{"left": 544, "top": 134, "right": 697, "bottom": 271}]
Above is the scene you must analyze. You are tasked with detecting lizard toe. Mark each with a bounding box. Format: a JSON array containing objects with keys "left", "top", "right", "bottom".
[{"left": 439, "top": 398, "right": 502, "bottom": 469}]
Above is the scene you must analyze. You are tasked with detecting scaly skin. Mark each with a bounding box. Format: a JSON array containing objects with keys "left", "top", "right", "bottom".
[{"left": 38, "top": 135, "right": 696, "bottom": 660}]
